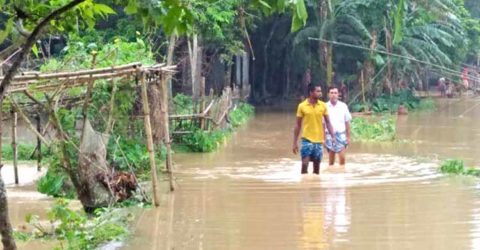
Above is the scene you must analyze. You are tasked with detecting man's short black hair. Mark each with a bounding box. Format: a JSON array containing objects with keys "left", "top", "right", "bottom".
[
  {"left": 308, "top": 83, "right": 320, "bottom": 93},
  {"left": 328, "top": 86, "right": 339, "bottom": 93}
]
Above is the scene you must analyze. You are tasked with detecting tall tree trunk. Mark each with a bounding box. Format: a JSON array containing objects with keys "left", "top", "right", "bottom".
[
  {"left": 0, "top": 169, "right": 16, "bottom": 250},
  {"left": 319, "top": 0, "right": 333, "bottom": 87},
  {"left": 188, "top": 35, "right": 202, "bottom": 101},
  {"left": 285, "top": 64, "right": 291, "bottom": 98},
  {"left": 326, "top": 44, "right": 333, "bottom": 86},
  {"left": 0, "top": 1, "right": 85, "bottom": 247},
  {"left": 166, "top": 34, "right": 177, "bottom": 101},
  {"left": 242, "top": 51, "right": 250, "bottom": 97},
  {"left": 384, "top": 17, "right": 393, "bottom": 95},
  {"left": 225, "top": 62, "right": 232, "bottom": 92},
  {"left": 236, "top": 55, "right": 241, "bottom": 88},
  {"left": 261, "top": 20, "right": 279, "bottom": 101},
  {"left": 363, "top": 31, "right": 378, "bottom": 95},
  {"left": 0, "top": 108, "right": 16, "bottom": 250}
]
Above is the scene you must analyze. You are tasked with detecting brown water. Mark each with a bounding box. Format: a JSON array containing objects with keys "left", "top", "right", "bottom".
[
  {"left": 125, "top": 98, "right": 480, "bottom": 250},
  {"left": 9, "top": 98, "right": 480, "bottom": 249}
]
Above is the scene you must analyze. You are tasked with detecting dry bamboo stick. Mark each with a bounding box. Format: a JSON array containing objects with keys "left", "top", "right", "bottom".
[
  {"left": 105, "top": 79, "right": 118, "bottom": 135},
  {"left": 0, "top": 62, "right": 141, "bottom": 82},
  {"left": 160, "top": 74, "right": 175, "bottom": 192},
  {"left": 35, "top": 114, "right": 42, "bottom": 171},
  {"left": 8, "top": 74, "right": 130, "bottom": 93},
  {"left": 10, "top": 100, "right": 50, "bottom": 146},
  {"left": 23, "top": 90, "right": 45, "bottom": 108},
  {"left": 9, "top": 69, "right": 136, "bottom": 85},
  {"left": 140, "top": 70, "right": 160, "bottom": 206},
  {"left": 201, "top": 100, "right": 215, "bottom": 116},
  {"left": 169, "top": 114, "right": 204, "bottom": 119},
  {"left": 11, "top": 109, "right": 18, "bottom": 184}
]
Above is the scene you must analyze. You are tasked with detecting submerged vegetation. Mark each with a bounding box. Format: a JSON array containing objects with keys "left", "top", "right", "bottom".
[
  {"left": 440, "top": 159, "right": 480, "bottom": 177},
  {"left": 351, "top": 116, "right": 396, "bottom": 142}
]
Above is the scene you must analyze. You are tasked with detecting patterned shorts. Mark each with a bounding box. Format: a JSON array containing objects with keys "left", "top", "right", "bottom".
[
  {"left": 300, "top": 139, "right": 323, "bottom": 161},
  {"left": 325, "top": 132, "right": 348, "bottom": 153}
]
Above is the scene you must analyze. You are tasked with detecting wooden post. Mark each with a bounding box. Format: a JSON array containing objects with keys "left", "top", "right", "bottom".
[
  {"left": 11, "top": 109, "right": 18, "bottom": 184},
  {"left": 160, "top": 74, "right": 175, "bottom": 191},
  {"left": 35, "top": 114, "right": 42, "bottom": 171},
  {"left": 200, "top": 77, "right": 206, "bottom": 130},
  {"left": 140, "top": 71, "right": 160, "bottom": 206}
]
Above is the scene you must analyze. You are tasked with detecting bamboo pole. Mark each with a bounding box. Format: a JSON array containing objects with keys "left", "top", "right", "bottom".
[
  {"left": 9, "top": 70, "right": 134, "bottom": 88},
  {"left": 140, "top": 71, "right": 160, "bottom": 206},
  {"left": 11, "top": 109, "right": 18, "bottom": 184},
  {"left": 10, "top": 100, "right": 50, "bottom": 146},
  {"left": 35, "top": 114, "right": 42, "bottom": 171},
  {"left": 160, "top": 74, "right": 175, "bottom": 191},
  {"left": 0, "top": 62, "right": 141, "bottom": 82},
  {"left": 200, "top": 77, "right": 206, "bottom": 130}
]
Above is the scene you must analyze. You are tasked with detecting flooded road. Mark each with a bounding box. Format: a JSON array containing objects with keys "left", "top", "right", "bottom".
[
  {"left": 8, "top": 98, "right": 480, "bottom": 249},
  {"left": 124, "top": 98, "right": 480, "bottom": 250}
]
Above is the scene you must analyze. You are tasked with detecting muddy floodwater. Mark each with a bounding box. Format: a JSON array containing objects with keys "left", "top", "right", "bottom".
[{"left": 7, "top": 98, "right": 480, "bottom": 249}]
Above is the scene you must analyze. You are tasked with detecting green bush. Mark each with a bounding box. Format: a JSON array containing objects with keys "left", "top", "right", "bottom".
[
  {"left": 229, "top": 103, "right": 255, "bottom": 128},
  {"left": 351, "top": 116, "right": 396, "bottom": 141},
  {"left": 37, "top": 169, "right": 76, "bottom": 199},
  {"left": 2, "top": 143, "right": 38, "bottom": 161},
  {"left": 440, "top": 159, "right": 480, "bottom": 177},
  {"left": 351, "top": 90, "right": 435, "bottom": 113},
  {"left": 172, "top": 94, "right": 194, "bottom": 115},
  {"left": 16, "top": 199, "right": 130, "bottom": 249},
  {"left": 372, "top": 89, "right": 420, "bottom": 113},
  {"left": 180, "top": 130, "right": 228, "bottom": 152},
  {"left": 417, "top": 98, "right": 436, "bottom": 111},
  {"left": 107, "top": 137, "right": 166, "bottom": 173}
]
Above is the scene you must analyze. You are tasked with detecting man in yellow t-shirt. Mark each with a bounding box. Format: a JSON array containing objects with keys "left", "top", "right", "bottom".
[{"left": 293, "top": 84, "right": 335, "bottom": 174}]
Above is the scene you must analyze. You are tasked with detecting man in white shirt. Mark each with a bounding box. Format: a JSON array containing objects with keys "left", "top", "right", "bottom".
[{"left": 324, "top": 86, "right": 352, "bottom": 168}]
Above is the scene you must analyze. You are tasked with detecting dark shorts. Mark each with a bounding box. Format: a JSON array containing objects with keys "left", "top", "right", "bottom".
[{"left": 300, "top": 138, "right": 323, "bottom": 161}]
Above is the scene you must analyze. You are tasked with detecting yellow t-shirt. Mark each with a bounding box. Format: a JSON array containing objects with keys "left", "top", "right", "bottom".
[{"left": 296, "top": 99, "right": 328, "bottom": 143}]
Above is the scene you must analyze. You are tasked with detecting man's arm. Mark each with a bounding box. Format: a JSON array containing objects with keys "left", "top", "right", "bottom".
[
  {"left": 345, "top": 121, "right": 351, "bottom": 144},
  {"left": 293, "top": 117, "right": 302, "bottom": 154},
  {"left": 324, "top": 114, "right": 336, "bottom": 142},
  {"left": 345, "top": 104, "right": 352, "bottom": 144}
]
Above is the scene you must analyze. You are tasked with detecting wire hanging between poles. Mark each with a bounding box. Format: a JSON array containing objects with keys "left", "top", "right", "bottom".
[{"left": 308, "top": 37, "right": 480, "bottom": 83}]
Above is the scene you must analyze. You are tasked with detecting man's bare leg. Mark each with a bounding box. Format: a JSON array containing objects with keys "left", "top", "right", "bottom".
[
  {"left": 328, "top": 150, "right": 336, "bottom": 167},
  {"left": 301, "top": 157, "right": 310, "bottom": 174},
  {"left": 339, "top": 149, "right": 346, "bottom": 168},
  {"left": 313, "top": 160, "right": 320, "bottom": 175}
]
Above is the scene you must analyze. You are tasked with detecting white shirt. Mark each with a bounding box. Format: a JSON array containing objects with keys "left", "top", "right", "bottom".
[{"left": 326, "top": 100, "right": 352, "bottom": 133}]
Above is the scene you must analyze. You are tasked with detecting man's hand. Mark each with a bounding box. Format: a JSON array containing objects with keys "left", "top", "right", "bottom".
[
  {"left": 293, "top": 143, "right": 299, "bottom": 154},
  {"left": 346, "top": 137, "right": 350, "bottom": 145}
]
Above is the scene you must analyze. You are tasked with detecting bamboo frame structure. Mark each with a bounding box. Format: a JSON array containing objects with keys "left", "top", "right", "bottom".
[
  {"left": 169, "top": 86, "right": 238, "bottom": 136},
  {"left": 4, "top": 62, "right": 176, "bottom": 207}
]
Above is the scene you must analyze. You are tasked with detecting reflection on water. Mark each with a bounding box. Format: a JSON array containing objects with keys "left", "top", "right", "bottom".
[{"left": 301, "top": 185, "right": 350, "bottom": 249}]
